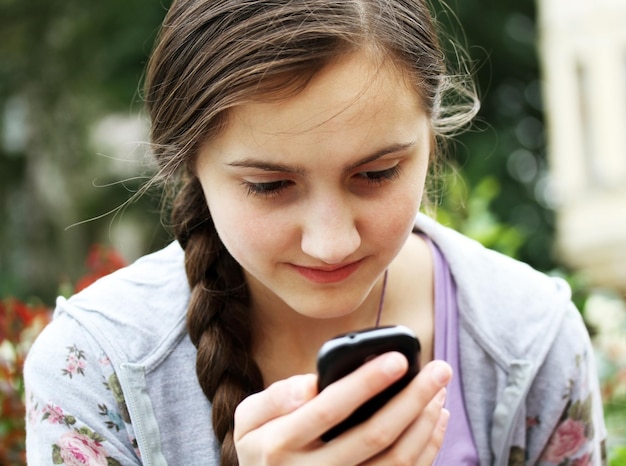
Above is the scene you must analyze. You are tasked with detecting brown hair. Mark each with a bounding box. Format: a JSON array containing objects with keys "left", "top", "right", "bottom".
[{"left": 144, "top": 1, "right": 477, "bottom": 464}]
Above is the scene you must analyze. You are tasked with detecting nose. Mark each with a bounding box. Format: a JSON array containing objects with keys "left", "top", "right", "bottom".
[{"left": 300, "top": 193, "right": 361, "bottom": 264}]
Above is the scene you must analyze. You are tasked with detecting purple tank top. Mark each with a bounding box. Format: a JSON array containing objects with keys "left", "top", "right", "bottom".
[{"left": 426, "top": 237, "right": 480, "bottom": 465}]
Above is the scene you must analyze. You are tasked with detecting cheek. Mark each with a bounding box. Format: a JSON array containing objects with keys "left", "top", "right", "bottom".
[
  {"left": 208, "top": 198, "right": 294, "bottom": 267},
  {"left": 365, "top": 182, "right": 424, "bottom": 246}
]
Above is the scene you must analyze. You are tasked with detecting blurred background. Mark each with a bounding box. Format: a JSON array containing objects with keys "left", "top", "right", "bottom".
[{"left": 1, "top": 0, "right": 625, "bottom": 463}]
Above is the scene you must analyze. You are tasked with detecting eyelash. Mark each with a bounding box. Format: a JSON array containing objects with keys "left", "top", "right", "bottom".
[
  {"left": 357, "top": 165, "right": 402, "bottom": 185},
  {"left": 243, "top": 165, "right": 402, "bottom": 198},
  {"left": 244, "top": 180, "right": 293, "bottom": 198}
]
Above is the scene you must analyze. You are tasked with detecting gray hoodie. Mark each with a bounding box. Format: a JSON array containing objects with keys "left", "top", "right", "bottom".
[{"left": 24, "top": 214, "right": 607, "bottom": 465}]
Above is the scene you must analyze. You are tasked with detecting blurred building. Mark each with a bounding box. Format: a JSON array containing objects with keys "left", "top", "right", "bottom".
[{"left": 538, "top": 0, "right": 626, "bottom": 292}]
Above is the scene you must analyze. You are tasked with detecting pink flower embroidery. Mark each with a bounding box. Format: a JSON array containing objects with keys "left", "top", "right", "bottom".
[
  {"left": 66, "top": 355, "right": 86, "bottom": 373},
  {"left": 62, "top": 345, "right": 87, "bottom": 378},
  {"left": 542, "top": 418, "right": 587, "bottom": 463},
  {"left": 572, "top": 453, "right": 591, "bottom": 466},
  {"left": 42, "top": 404, "right": 65, "bottom": 424},
  {"left": 28, "top": 405, "right": 39, "bottom": 425},
  {"left": 98, "top": 355, "right": 111, "bottom": 366},
  {"left": 56, "top": 431, "right": 108, "bottom": 466}
]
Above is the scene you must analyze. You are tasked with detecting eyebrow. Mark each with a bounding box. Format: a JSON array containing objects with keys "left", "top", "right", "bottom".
[
  {"left": 344, "top": 141, "right": 416, "bottom": 172},
  {"left": 226, "top": 141, "right": 416, "bottom": 175}
]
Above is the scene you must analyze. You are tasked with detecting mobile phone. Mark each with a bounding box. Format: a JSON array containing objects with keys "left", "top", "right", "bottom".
[{"left": 316, "top": 325, "right": 421, "bottom": 441}]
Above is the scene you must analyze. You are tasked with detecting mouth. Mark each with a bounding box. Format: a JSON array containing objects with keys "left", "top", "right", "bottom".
[{"left": 290, "top": 259, "right": 364, "bottom": 284}]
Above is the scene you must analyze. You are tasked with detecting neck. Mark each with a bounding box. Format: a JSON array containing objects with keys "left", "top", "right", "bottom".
[{"left": 249, "top": 272, "right": 388, "bottom": 385}]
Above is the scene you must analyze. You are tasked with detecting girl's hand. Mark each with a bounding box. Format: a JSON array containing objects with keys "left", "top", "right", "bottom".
[{"left": 234, "top": 353, "right": 452, "bottom": 466}]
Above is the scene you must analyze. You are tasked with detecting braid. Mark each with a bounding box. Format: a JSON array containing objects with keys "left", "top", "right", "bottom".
[{"left": 172, "top": 174, "right": 264, "bottom": 466}]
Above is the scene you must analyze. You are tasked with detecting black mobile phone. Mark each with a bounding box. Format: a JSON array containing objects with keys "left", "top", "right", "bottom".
[{"left": 316, "top": 325, "right": 421, "bottom": 441}]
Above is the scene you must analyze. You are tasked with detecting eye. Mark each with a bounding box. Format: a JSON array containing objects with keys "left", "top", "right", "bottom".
[
  {"left": 356, "top": 165, "right": 402, "bottom": 186},
  {"left": 243, "top": 180, "right": 293, "bottom": 198}
]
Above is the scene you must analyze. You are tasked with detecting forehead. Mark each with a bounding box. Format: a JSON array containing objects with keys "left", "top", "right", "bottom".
[
  {"left": 196, "top": 50, "right": 431, "bottom": 170},
  {"left": 231, "top": 51, "right": 424, "bottom": 136}
]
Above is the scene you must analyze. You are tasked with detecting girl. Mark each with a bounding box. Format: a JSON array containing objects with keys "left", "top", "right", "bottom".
[{"left": 25, "top": 1, "right": 607, "bottom": 465}]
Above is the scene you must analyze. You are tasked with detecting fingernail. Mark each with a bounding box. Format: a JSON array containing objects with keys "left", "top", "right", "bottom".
[
  {"left": 382, "top": 352, "right": 407, "bottom": 376},
  {"left": 432, "top": 362, "right": 452, "bottom": 385}
]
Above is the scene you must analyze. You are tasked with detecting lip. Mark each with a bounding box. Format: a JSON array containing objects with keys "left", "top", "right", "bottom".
[{"left": 291, "top": 259, "right": 363, "bottom": 284}]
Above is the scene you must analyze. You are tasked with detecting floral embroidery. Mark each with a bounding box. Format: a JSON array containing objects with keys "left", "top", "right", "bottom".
[
  {"left": 508, "top": 445, "right": 525, "bottom": 466},
  {"left": 42, "top": 404, "right": 76, "bottom": 428},
  {"left": 99, "top": 357, "right": 140, "bottom": 458},
  {"left": 541, "top": 395, "right": 595, "bottom": 465},
  {"left": 28, "top": 398, "right": 41, "bottom": 426},
  {"left": 103, "top": 373, "right": 131, "bottom": 424},
  {"left": 52, "top": 428, "right": 121, "bottom": 466},
  {"left": 42, "top": 404, "right": 66, "bottom": 424},
  {"left": 25, "top": 346, "right": 135, "bottom": 464},
  {"left": 98, "top": 404, "right": 125, "bottom": 432},
  {"left": 543, "top": 418, "right": 587, "bottom": 463},
  {"left": 572, "top": 453, "right": 591, "bottom": 466},
  {"left": 526, "top": 416, "right": 540, "bottom": 428},
  {"left": 98, "top": 354, "right": 111, "bottom": 366},
  {"left": 62, "top": 345, "right": 87, "bottom": 379}
]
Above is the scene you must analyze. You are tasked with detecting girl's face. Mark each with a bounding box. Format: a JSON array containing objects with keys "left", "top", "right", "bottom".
[{"left": 197, "top": 51, "right": 432, "bottom": 320}]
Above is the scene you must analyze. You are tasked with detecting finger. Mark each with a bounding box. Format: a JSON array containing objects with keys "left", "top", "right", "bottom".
[
  {"left": 282, "top": 352, "right": 409, "bottom": 447},
  {"left": 361, "top": 388, "right": 447, "bottom": 466},
  {"left": 324, "top": 360, "right": 452, "bottom": 465},
  {"left": 233, "top": 373, "right": 317, "bottom": 442},
  {"left": 415, "top": 408, "right": 450, "bottom": 466}
]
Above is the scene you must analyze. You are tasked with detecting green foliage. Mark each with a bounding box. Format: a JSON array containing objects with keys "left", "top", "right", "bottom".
[
  {"left": 433, "top": 0, "right": 554, "bottom": 271},
  {"left": 610, "top": 446, "right": 626, "bottom": 466},
  {"left": 433, "top": 170, "right": 527, "bottom": 258},
  {"left": 0, "top": 0, "right": 171, "bottom": 302}
]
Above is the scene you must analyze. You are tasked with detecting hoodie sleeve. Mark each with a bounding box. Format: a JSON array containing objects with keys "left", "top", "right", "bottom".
[
  {"left": 529, "top": 303, "right": 608, "bottom": 466},
  {"left": 24, "top": 312, "right": 141, "bottom": 465}
]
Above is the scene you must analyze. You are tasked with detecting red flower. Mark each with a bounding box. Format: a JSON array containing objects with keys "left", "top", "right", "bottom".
[
  {"left": 0, "top": 298, "right": 49, "bottom": 343},
  {"left": 1, "top": 297, "right": 51, "bottom": 466},
  {"left": 1, "top": 243, "right": 123, "bottom": 465},
  {"left": 542, "top": 418, "right": 587, "bottom": 463},
  {"left": 74, "top": 245, "right": 126, "bottom": 292}
]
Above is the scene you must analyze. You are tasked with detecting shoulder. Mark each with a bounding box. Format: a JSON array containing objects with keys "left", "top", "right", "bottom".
[
  {"left": 415, "top": 216, "right": 606, "bottom": 462},
  {"left": 55, "top": 241, "right": 190, "bottom": 366},
  {"left": 416, "top": 213, "right": 561, "bottom": 290},
  {"left": 415, "top": 213, "right": 570, "bottom": 303},
  {"left": 416, "top": 214, "right": 576, "bottom": 363},
  {"left": 24, "top": 313, "right": 142, "bottom": 464}
]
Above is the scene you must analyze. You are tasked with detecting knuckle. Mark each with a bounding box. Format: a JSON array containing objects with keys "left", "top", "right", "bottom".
[
  {"left": 425, "top": 400, "right": 444, "bottom": 422},
  {"left": 361, "top": 423, "right": 396, "bottom": 450},
  {"left": 264, "top": 379, "right": 292, "bottom": 411},
  {"left": 387, "top": 451, "right": 416, "bottom": 466},
  {"left": 262, "top": 437, "right": 290, "bottom": 463},
  {"left": 311, "top": 402, "right": 343, "bottom": 427},
  {"left": 266, "top": 378, "right": 287, "bottom": 399}
]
